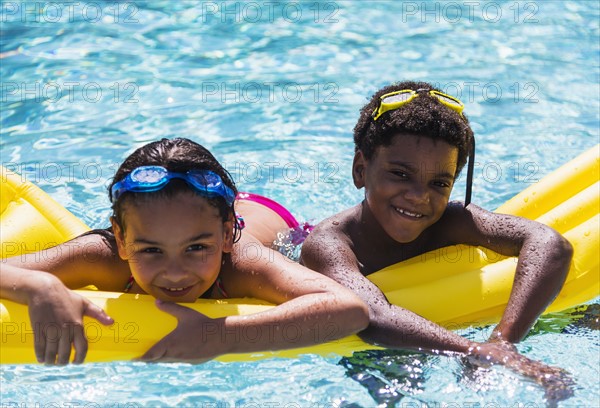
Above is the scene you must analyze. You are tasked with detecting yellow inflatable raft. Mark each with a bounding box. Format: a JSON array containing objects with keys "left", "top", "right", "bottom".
[{"left": 1, "top": 146, "right": 598, "bottom": 363}]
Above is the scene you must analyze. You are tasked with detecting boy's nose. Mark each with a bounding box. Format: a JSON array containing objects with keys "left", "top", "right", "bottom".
[{"left": 404, "top": 183, "right": 430, "bottom": 204}]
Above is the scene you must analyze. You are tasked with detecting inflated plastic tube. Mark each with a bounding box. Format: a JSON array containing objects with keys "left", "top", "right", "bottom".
[{"left": 1, "top": 145, "right": 598, "bottom": 363}]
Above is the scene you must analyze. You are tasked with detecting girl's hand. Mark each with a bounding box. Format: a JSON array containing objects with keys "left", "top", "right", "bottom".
[
  {"left": 26, "top": 274, "right": 114, "bottom": 364},
  {"left": 140, "top": 300, "right": 228, "bottom": 363}
]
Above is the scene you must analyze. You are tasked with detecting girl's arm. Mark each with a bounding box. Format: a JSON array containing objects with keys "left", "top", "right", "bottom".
[
  {"left": 2, "top": 232, "right": 131, "bottom": 292},
  {"left": 0, "top": 264, "right": 114, "bottom": 364},
  {"left": 140, "top": 233, "right": 369, "bottom": 362},
  {"left": 448, "top": 203, "right": 573, "bottom": 342},
  {"left": 0, "top": 233, "right": 124, "bottom": 363}
]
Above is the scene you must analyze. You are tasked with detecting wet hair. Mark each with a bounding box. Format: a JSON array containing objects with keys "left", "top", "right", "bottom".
[
  {"left": 109, "top": 138, "right": 241, "bottom": 242},
  {"left": 353, "top": 80, "right": 474, "bottom": 177}
]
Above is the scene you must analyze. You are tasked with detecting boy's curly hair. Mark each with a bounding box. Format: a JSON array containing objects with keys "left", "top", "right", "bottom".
[{"left": 353, "top": 80, "right": 474, "bottom": 177}]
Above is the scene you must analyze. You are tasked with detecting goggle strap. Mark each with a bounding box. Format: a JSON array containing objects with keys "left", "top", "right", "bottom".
[{"left": 464, "top": 137, "right": 475, "bottom": 207}]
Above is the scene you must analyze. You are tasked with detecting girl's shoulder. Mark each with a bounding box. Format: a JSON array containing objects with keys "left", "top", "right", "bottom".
[
  {"left": 68, "top": 229, "right": 122, "bottom": 262},
  {"left": 229, "top": 231, "right": 277, "bottom": 271}
]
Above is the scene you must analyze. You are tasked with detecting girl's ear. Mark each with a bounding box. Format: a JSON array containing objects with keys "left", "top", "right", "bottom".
[
  {"left": 110, "top": 216, "right": 129, "bottom": 260},
  {"left": 352, "top": 150, "right": 366, "bottom": 189},
  {"left": 222, "top": 215, "right": 234, "bottom": 253}
]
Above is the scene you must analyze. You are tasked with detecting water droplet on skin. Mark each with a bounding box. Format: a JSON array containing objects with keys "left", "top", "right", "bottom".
[{"left": 332, "top": 221, "right": 339, "bottom": 226}]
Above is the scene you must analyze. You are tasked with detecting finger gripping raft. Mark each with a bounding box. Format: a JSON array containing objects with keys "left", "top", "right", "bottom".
[{"left": 1, "top": 146, "right": 599, "bottom": 363}]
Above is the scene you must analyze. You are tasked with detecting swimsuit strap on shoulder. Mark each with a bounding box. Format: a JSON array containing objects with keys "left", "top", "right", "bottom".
[
  {"left": 214, "top": 277, "right": 228, "bottom": 298},
  {"left": 124, "top": 275, "right": 135, "bottom": 293}
]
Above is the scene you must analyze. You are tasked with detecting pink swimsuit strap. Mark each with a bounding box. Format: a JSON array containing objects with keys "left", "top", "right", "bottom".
[{"left": 236, "top": 192, "right": 299, "bottom": 229}]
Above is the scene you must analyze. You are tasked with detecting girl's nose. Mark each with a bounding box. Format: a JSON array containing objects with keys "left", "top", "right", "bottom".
[{"left": 164, "top": 258, "right": 189, "bottom": 282}]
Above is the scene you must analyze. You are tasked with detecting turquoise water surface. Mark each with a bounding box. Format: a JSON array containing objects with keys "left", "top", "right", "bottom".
[{"left": 1, "top": 1, "right": 599, "bottom": 406}]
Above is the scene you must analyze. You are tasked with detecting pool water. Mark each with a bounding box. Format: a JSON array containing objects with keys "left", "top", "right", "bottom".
[{"left": 1, "top": 1, "right": 599, "bottom": 406}]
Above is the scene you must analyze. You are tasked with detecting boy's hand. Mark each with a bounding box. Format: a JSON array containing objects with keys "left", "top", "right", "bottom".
[
  {"left": 465, "top": 339, "right": 517, "bottom": 367},
  {"left": 139, "top": 300, "right": 227, "bottom": 363},
  {"left": 465, "top": 341, "right": 575, "bottom": 403},
  {"left": 27, "top": 274, "right": 114, "bottom": 364}
]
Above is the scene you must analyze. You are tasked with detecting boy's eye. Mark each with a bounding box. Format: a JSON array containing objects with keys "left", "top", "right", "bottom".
[
  {"left": 390, "top": 170, "right": 408, "bottom": 178},
  {"left": 187, "top": 244, "right": 205, "bottom": 251},
  {"left": 433, "top": 180, "right": 452, "bottom": 188}
]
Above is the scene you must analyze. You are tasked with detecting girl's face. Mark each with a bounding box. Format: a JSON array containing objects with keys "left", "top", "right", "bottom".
[
  {"left": 112, "top": 191, "right": 233, "bottom": 302},
  {"left": 353, "top": 133, "right": 458, "bottom": 243}
]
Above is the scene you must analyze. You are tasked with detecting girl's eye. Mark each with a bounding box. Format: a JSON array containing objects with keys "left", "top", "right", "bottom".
[
  {"left": 140, "top": 247, "right": 161, "bottom": 254},
  {"left": 187, "top": 244, "right": 205, "bottom": 251}
]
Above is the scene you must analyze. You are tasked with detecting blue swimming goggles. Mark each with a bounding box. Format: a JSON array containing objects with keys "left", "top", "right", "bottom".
[{"left": 111, "top": 166, "right": 236, "bottom": 206}]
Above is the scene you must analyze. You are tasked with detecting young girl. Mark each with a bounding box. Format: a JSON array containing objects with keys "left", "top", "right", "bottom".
[{"left": 0, "top": 138, "right": 369, "bottom": 364}]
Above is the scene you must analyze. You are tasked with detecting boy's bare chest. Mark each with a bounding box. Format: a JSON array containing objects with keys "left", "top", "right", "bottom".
[
  {"left": 354, "top": 232, "right": 450, "bottom": 276},
  {"left": 355, "top": 242, "right": 424, "bottom": 276}
]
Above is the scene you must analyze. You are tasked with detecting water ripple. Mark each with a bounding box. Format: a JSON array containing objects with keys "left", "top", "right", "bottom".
[{"left": 1, "top": 0, "right": 599, "bottom": 405}]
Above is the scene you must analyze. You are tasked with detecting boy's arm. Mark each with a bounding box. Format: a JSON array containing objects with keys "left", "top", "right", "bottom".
[
  {"left": 300, "top": 223, "right": 575, "bottom": 397},
  {"left": 300, "top": 229, "right": 477, "bottom": 354},
  {"left": 450, "top": 203, "right": 573, "bottom": 342}
]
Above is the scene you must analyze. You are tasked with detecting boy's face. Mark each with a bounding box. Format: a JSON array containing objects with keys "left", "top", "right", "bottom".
[{"left": 353, "top": 133, "right": 458, "bottom": 243}]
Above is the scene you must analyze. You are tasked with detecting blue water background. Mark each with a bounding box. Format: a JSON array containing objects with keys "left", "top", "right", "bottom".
[{"left": 1, "top": 1, "right": 599, "bottom": 406}]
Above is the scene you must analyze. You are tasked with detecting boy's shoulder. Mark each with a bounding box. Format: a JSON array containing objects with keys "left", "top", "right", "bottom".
[
  {"left": 308, "top": 205, "right": 360, "bottom": 239},
  {"left": 300, "top": 205, "right": 362, "bottom": 272},
  {"left": 301, "top": 205, "right": 360, "bottom": 257}
]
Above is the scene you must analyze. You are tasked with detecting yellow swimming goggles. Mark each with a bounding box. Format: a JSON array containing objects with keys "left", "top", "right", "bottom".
[
  {"left": 371, "top": 88, "right": 474, "bottom": 207},
  {"left": 372, "top": 89, "right": 464, "bottom": 121}
]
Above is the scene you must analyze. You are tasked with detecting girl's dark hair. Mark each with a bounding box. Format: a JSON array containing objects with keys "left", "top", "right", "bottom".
[
  {"left": 353, "top": 80, "right": 474, "bottom": 177},
  {"left": 108, "top": 138, "right": 241, "bottom": 242}
]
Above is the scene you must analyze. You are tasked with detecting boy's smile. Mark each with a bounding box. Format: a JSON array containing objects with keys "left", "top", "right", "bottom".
[{"left": 354, "top": 133, "right": 458, "bottom": 243}]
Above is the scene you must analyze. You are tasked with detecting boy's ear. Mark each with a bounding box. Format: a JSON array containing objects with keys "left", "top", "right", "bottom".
[
  {"left": 110, "top": 216, "right": 129, "bottom": 260},
  {"left": 352, "top": 151, "right": 366, "bottom": 189}
]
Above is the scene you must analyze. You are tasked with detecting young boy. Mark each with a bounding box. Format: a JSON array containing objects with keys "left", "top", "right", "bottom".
[{"left": 301, "top": 80, "right": 573, "bottom": 361}]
